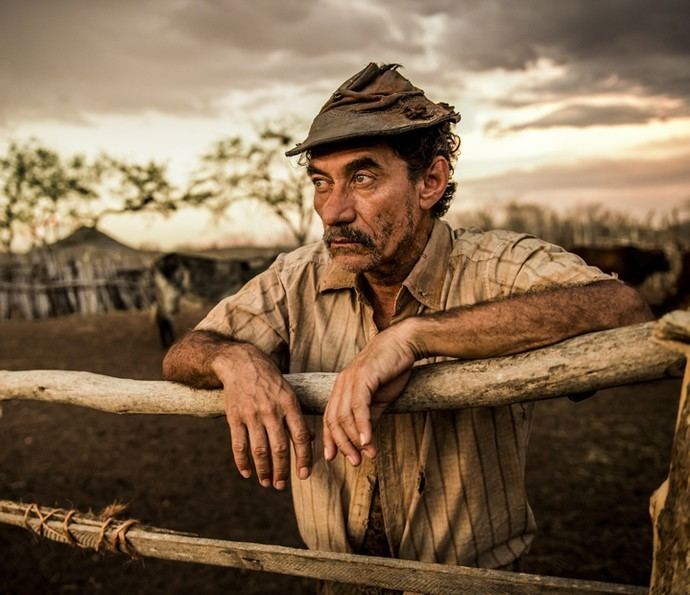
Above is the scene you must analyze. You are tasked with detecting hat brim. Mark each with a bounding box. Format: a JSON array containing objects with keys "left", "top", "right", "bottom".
[{"left": 285, "top": 109, "right": 459, "bottom": 157}]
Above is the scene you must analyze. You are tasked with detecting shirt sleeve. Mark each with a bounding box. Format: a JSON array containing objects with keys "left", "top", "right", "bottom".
[
  {"left": 506, "top": 236, "right": 614, "bottom": 295},
  {"left": 194, "top": 256, "right": 290, "bottom": 370}
]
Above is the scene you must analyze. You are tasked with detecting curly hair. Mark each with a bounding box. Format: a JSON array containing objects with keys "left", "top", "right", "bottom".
[
  {"left": 385, "top": 122, "right": 461, "bottom": 218},
  {"left": 302, "top": 122, "right": 461, "bottom": 218}
]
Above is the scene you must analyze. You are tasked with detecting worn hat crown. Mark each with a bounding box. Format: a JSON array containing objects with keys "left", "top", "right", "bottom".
[{"left": 285, "top": 63, "right": 460, "bottom": 156}]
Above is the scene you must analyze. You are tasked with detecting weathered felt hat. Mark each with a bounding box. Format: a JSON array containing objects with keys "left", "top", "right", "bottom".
[{"left": 285, "top": 63, "right": 460, "bottom": 156}]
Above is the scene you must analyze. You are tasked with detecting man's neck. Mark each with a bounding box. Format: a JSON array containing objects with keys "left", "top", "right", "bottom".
[{"left": 363, "top": 219, "right": 434, "bottom": 329}]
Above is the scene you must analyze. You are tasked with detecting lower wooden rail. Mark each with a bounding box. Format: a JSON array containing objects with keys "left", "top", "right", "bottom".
[{"left": 0, "top": 500, "right": 646, "bottom": 595}]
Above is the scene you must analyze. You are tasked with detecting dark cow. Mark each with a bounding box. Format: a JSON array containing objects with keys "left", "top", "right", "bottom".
[
  {"left": 152, "top": 252, "right": 276, "bottom": 348},
  {"left": 569, "top": 245, "right": 670, "bottom": 287},
  {"left": 658, "top": 250, "right": 690, "bottom": 313}
]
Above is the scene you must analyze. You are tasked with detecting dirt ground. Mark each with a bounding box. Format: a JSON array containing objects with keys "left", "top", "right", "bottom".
[{"left": 0, "top": 307, "right": 681, "bottom": 594}]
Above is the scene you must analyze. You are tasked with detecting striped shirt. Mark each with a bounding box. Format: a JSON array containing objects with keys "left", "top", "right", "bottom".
[{"left": 196, "top": 219, "right": 610, "bottom": 570}]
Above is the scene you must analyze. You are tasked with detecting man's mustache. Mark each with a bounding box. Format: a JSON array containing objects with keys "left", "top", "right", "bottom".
[{"left": 323, "top": 226, "right": 375, "bottom": 248}]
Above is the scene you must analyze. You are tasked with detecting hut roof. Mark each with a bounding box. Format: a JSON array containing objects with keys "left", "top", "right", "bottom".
[{"left": 48, "top": 226, "right": 137, "bottom": 252}]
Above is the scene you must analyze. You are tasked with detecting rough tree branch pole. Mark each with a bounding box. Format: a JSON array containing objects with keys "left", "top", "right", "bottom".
[
  {"left": 649, "top": 310, "right": 690, "bottom": 594},
  {"left": 0, "top": 321, "right": 685, "bottom": 415}
]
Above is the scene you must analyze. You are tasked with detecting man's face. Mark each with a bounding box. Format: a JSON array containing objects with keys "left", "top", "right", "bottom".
[{"left": 308, "top": 143, "right": 429, "bottom": 275}]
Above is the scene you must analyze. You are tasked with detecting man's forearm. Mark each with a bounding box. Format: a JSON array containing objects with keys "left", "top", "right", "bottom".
[
  {"left": 322, "top": 280, "right": 652, "bottom": 464},
  {"left": 162, "top": 330, "right": 249, "bottom": 389},
  {"left": 404, "top": 279, "right": 653, "bottom": 361},
  {"left": 163, "top": 330, "right": 313, "bottom": 488}
]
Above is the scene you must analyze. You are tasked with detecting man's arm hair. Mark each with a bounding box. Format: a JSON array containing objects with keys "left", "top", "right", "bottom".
[
  {"left": 162, "top": 329, "right": 246, "bottom": 389},
  {"left": 408, "top": 279, "right": 653, "bottom": 361}
]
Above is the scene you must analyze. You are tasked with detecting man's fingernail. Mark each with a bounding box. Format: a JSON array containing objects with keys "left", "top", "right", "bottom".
[
  {"left": 324, "top": 447, "right": 331, "bottom": 460},
  {"left": 359, "top": 432, "right": 367, "bottom": 446},
  {"left": 275, "top": 480, "right": 286, "bottom": 490},
  {"left": 240, "top": 470, "right": 251, "bottom": 479},
  {"left": 260, "top": 478, "right": 271, "bottom": 488},
  {"left": 299, "top": 466, "right": 310, "bottom": 479},
  {"left": 347, "top": 454, "right": 358, "bottom": 466}
]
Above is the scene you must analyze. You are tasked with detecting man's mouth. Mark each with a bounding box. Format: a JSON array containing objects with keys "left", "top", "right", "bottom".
[
  {"left": 323, "top": 227, "right": 374, "bottom": 249},
  {"left": 329, "top": 238, "right": 361, "bottom": 246}
]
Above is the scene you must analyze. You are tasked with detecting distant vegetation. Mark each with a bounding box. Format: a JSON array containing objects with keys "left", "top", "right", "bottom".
[
  {"left": 0, "top": 140, "right": 179, "bottom": 254},
  {"left": 185, "top": 121, "right": 313, "bottom": 246},
  {"left": 1, "top": 126, "right": 688, "bottom": 254},
  {"left": 446, "top": 200, "right": 690, "bottom": 249},
  {"left": 0, "top": 121, "right": 312, "bottom": 254}
]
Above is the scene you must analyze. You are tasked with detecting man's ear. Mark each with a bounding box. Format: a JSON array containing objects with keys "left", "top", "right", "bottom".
[{"left": 418, "top": 156, "right": 450, "bottom": 211}]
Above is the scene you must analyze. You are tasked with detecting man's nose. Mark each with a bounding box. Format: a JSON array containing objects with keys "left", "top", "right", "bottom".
[{"left": 319, "top": 185, "right": 356, "bottom": 226}]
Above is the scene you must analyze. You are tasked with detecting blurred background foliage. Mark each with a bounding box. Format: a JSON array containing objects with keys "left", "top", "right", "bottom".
[{"left": 2, "top": 121, "right": 688, "bottom": 255}]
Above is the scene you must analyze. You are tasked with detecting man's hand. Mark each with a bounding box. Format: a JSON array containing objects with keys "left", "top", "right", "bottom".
[
  {"left": 212, "top": 344, "right": 313, "bottom": 490},
  {"left": 323, "top": 321, "right": 417, "bottom": 466}
]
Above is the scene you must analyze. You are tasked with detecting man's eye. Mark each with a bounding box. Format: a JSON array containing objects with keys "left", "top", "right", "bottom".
[
  {"left": 353, "top": 173, "right": 372, "bottom": 185},
  {"left": 312, "top": 178, "right": 327, "bottom": 190}
]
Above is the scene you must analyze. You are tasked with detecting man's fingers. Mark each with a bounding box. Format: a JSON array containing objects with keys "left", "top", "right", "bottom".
[
  {"left": 265, "top": 420, "right": 291, "bottom": 490},
  {"left": 323, "top": 424, "right": 337, "bottom": 462},
  {"left": 331, "top": 377, "right": 370, "bottom": 445},
  {"left": 246, "top": 424, "right": 273, "bottom": 488},
  {"left": 338, "top": 409, "right": 364, "bottom": 455},
  {"left": 325, "top": 414, "right": 361, "bottom": 466},
  {"left": 352, "top": 397, "right": 372, "bottom": 448},
  {"left": 227, "top": 418, "right": 252, "bottom": 478},
  {"left": 285, "top": 410, "right": 313, "bottom": 480}
]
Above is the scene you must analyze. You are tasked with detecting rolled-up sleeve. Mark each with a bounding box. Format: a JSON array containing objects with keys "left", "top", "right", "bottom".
[
  {"left": 195, "top": 256, "right": 290, "bottom": 370},
  {"left": 506, "top": 236, "right": 613, "bottom": 295}
]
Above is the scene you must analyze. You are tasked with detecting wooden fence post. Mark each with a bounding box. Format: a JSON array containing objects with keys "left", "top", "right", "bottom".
[{"left": 650, "top": 310, "right": 690, "bottom": 594}]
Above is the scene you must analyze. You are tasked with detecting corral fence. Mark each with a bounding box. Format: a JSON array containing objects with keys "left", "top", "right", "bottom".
[
  {"left": 1, "top": 312, "right": 689, "bottom": 594},
  {"left": 0, "top": 251, "right": 154, "bottom": 320}
]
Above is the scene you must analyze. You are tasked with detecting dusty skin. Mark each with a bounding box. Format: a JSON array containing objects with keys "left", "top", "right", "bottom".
[{"left": 0, "top": 306, "right": 680, "bottom": 593}]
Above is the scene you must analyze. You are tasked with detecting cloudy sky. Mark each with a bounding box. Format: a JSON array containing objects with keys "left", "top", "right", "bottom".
[{"left": 2, "top": 0, "right": 689, "bottom": 249}]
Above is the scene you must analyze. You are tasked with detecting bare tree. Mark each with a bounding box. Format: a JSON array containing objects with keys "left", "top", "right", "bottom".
[
  {"left": 0, "top": 140, "right": 99, "bottom": 253},
  {"left": 89, "top": 157, "right": 178, "bottom": 225},
  {"left": 187, "top": 121, "right": 313, "bottom": 246},
  {"left": 0, "top": 140, "right": 183, "bottom": 253}
]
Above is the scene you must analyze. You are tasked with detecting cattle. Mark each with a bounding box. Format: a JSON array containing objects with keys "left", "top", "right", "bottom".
[
  {"left": 656, "top": 249, "right": 690, "bottom": 313},
  {"left": 569, "top": 245, "right": 671, "bottom": 287},
  {"left": 152, "top": 252, "right": 276, "bottom": 348}
]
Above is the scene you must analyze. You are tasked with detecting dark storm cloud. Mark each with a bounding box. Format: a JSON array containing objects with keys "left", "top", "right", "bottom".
[
  {"left": 1, "top": 0, "right": 688, "bottom": 127},
  {"left": 430, "top": 0, "right": 690, "bottom": 129},
  {"left": 438, "top": 0, "right": 689, "bottom": 94},
  {"left": 0, "top": 0, "right": 419, "bottom": 123}
]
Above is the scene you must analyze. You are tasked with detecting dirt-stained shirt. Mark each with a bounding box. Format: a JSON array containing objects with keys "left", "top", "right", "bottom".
[{"left": 196, "top": 219, "right": 611, "bottom": 569}]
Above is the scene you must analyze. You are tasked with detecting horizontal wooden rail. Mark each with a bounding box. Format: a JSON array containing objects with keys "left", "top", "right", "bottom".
[
  {"left": 0, "top": 321, "right": 685, "bottom": 416},
  {"left": 0, "top": 500, "right": 646, "bottom": 594},
  {"left": 0, "top": 279, "right": 134, "bottom": 290}
]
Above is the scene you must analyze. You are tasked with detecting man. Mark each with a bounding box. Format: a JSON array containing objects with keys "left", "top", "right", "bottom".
[{"left": 163, "top": 63, "right": 651, "bottom": 590}]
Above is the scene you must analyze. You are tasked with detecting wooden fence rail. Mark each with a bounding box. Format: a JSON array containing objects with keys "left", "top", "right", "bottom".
[
  {"left": 0, "top": 320, "right": 685, "bottom": 415},
  {"left": 0, "top": 500, "right": 646, "bottom": 595}
]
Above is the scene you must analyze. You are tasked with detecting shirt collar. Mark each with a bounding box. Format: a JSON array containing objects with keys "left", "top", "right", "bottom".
[
  {"left": 402, "top": 218, "right": 452, "bottom": 310},
  {"left": 319, "top": 260, "right": 358, "bottom": 292},
  {"left": 319, "top": 219, "right": 453, "bottom": 309}
]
